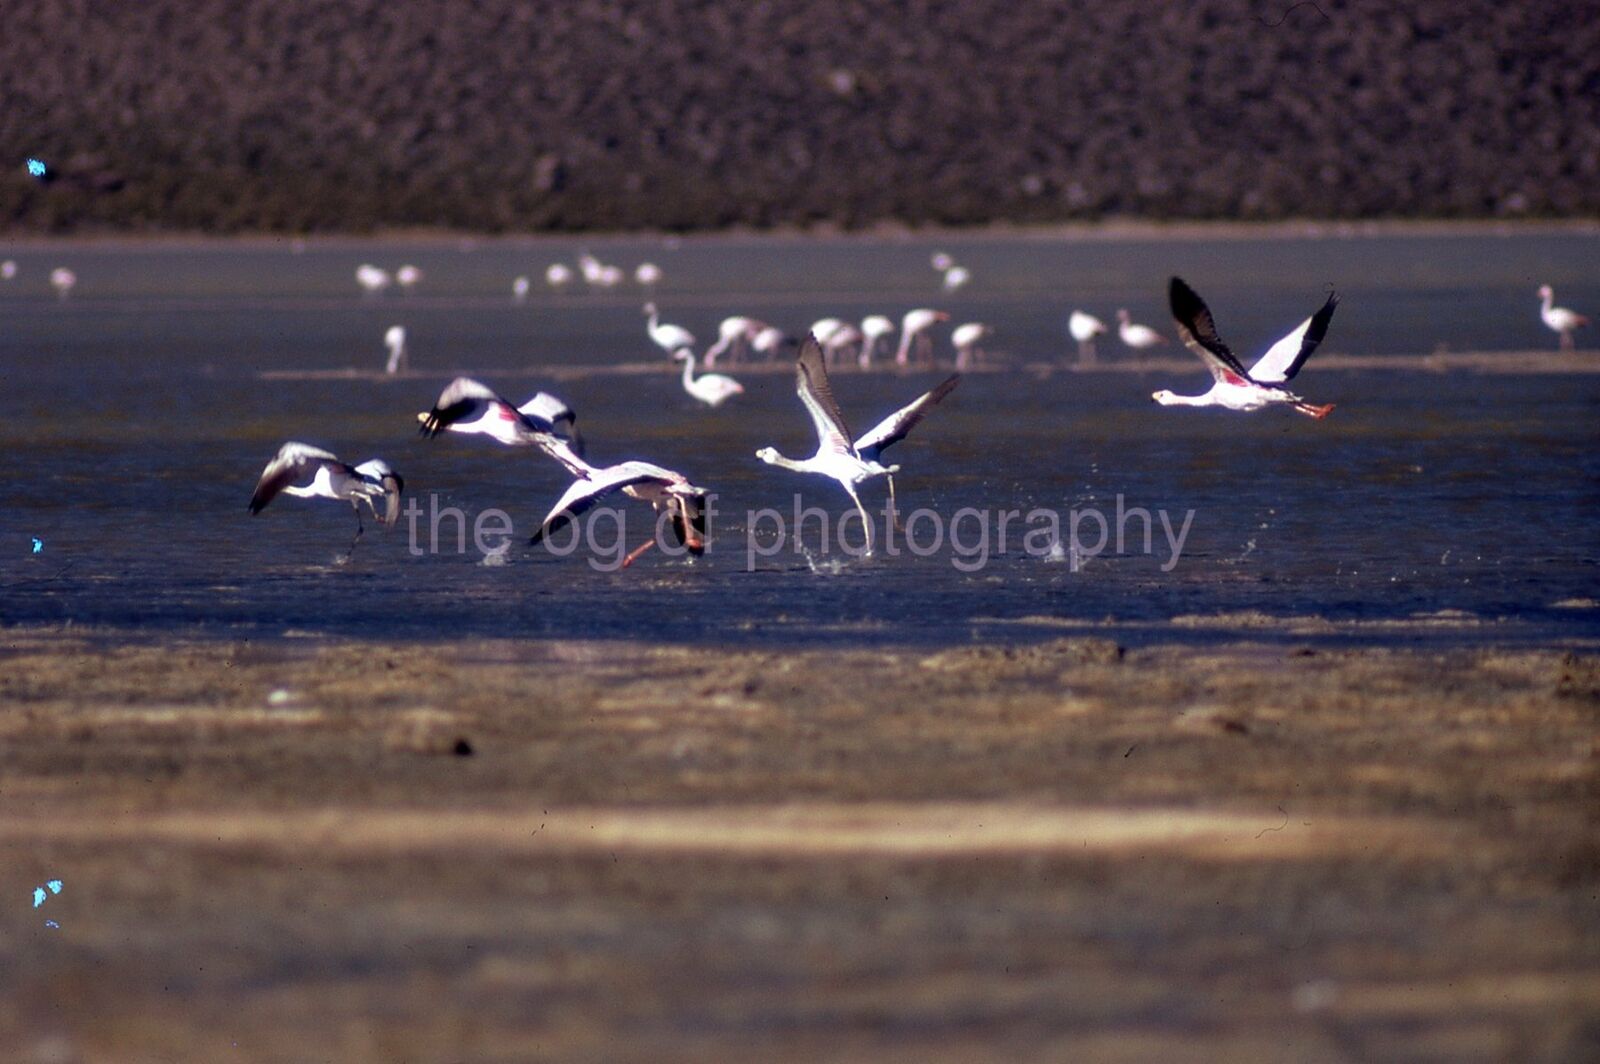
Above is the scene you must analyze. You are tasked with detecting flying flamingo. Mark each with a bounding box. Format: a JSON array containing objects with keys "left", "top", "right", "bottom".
[
  {"left": 635, "top": 262, "right": 662, "bottom": 289},
  {"left": 894, "top": 309, "right": 949, "bottom": 366},
  {"left": 418, "top": 377, "right": 583, "bottom": 456},
  {"left": 529, "top": 449, "right": 709, "bottom": 568},
  {"left": 757, "top": 335, "right": 960, "bottom": 555},
  {"left": 942, "top": 265, "right": 971, "bottom": 292},
  {"left": 1538, "top": 285, "right": 1590, "bottom": 351},
  {"left": 1069, "top": 310, "right": 1107, "bottom": 361},
  {"left": 674, "top": 350, "right": 744, "bottom": 407},
  {"left": 1117, "top": 308, "right": 1167, "bottom": 352},
  {"left": 396, "top": 265, "right": 423, "bottom": 291},
  {"left": 248, "top": 442, "right": 404, "bottom": 558},
  {"left": 383, "top": 325, "right": 407, "bottom": 374},
  {"left": 1153, "top": 276, "right": 1338, "bottom": 418},
  {"left": 545, "top": 263, "right": 573, "bottom": 290},
  {"left": 644, "top": 303, "right": 695, "bottom": 356}
]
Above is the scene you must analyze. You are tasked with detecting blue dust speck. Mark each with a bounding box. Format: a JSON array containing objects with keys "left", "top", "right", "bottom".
[
  {"left": 48, "top": 880, "right": 62, "bottom": 894},
  {"left": 32, "top": 537, "right": 43, "bottom": 553},
  {"left": 26, "top": 158, "right": 46, "bottom": 177},
  {"left": 33, "top": 887, "right": 46, "bottom": 908},
  {"left": 45, "top": 919, "right": 59, "bottom": 929}
]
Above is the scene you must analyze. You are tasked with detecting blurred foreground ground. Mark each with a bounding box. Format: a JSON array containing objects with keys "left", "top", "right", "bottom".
[{"left": 2, "top": 628, "right": 1596, "bottom": 1061}]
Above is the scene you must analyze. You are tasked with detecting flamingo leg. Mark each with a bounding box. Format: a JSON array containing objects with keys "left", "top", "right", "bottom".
[
  {"left": 347, "top": 506, "right": 366, "bottom": 559},
  {"left": 843, "top": 483, "right": 874, "bottom": 557},
  {"left": 622, "top": 538, "right": 657, "bottom": 569},
  {"left": 886, "top": 474, "right": 906, "bottom": 533}
]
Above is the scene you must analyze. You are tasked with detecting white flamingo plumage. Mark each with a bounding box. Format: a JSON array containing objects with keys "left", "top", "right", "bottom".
[
  {"left": 1069, "top": 310, "right": 1107, "bottom": 361},
  {"left": 859, "top": 315, "right": 896, "bottom": 368},
  {"left": 1539, "top": 285, "right": 1589, "bottom": 351},
  {"left": 1117, "top": 308, "right": 1167, "bottom": 351},
  {"left": 383, "top": 325, "right": 407, "bottom": 375},
  {"left": 894, "top": 309, "right": 949, "bottom": 366},
  {"left": 248, "top": 442, "right": 404, "bottom": 558},
  {"left": 355, "top": 264, "right": 391, "bottom": 296},
  {"left": 644, "top": 303, "right": 696, "bottom": 356},
  {"left": 757, "top": 335, "right": 960, "bottom": 555},
  {"left": 1153, "top": 276, "right": 1338, "bottom": 419},
  {"left": 674, "top": 350, "right": 744, "bottom": 407},
  {"left": 951, "top": 322, "right": 991, "bottom": 370},
  {"left": 529, "top": 447, "right": 708, "bottom": 568},
  {"left": 418, "top": 377, "right": 583, "bottom": 456},
  {"left": 704, "top": 316, "right": 769, "bottom": 367},
  {"left": 49, "top": 267, "right": 75, "bottom": 300}
]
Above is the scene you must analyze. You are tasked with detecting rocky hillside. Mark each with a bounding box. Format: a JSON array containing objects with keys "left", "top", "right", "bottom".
[{"left": 4, "top": 0, "right": 1597, "bottom": 232}]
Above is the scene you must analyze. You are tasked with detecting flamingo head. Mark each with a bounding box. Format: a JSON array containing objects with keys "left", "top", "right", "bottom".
[
  {"left": 1117, "top": 308, "right": 1131, "bottom": 323},
  {"left": 755, "top": 447, "right": 780, "bottom": 465},
  {"left": 1538, "top": 285, "right": 1553, "bottom": 300},
  {"left": 1151, "top": 389, "right": 1178, "bottom": 406}
]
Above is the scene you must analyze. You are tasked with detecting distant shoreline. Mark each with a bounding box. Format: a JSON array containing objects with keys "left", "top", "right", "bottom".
[{"left": 2, "top": 217, "right": 1598, "bottom": 250}]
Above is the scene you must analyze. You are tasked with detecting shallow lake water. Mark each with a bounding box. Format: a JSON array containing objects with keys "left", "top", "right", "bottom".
[{"left": 1, "top": 227, "right": 1596, "bottom": 648}]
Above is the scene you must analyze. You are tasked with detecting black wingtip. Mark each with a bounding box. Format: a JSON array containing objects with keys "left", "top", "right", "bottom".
[{"left": 1168, "top": 276, "right": 1203, "bottom": 318}]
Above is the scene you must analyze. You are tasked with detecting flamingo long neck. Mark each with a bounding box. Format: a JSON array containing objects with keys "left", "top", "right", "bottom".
[
  {"left": 680, "top": 353, "right": 698, "bottom": 387},
  {"left": 1158, "top": 391, "right": 1214, "bottom": 407},
  {"left": 893, "top": 331, "right": 914, "bottom": 364},
  {"left": 1541, "top": 290, "right": 1554, "bottom": 314},
  {"left": 763, "top": 450, "right": 811, "bottom": 473}
]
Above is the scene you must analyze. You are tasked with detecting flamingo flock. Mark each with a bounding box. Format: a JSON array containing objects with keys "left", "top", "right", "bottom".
[{"left": 0, "top": 241, "right": 1560, "bottom": 563}]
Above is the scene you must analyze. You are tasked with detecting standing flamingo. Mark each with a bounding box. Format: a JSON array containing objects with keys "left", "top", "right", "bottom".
[
  {"left": 674, "top": 350, "right": 744, "bottom": 407},
  {"left": 644, "top": 303, "right": 696, "bottom": 356},
  {"left": 1117, "top": 308, "right": 1168, "bottom": 352},
  {"left": 1069, "top": 310, "right": 1107, "bottom": 361},
  {"left": 1538, "top": 285, "right": 1590, "bottom": 351},
  {"left": 894, "top": 309, "right": 949, "bottom": 366}
]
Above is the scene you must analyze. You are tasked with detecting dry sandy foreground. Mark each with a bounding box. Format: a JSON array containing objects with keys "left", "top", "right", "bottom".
[{"left": 1, "top": 629, "right": 1596, "bottom": 1062}]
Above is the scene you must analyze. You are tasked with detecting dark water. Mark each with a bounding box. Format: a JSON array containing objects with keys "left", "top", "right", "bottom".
[{"left": 1, "top": 230, "right": 1596, "bottom": 649}]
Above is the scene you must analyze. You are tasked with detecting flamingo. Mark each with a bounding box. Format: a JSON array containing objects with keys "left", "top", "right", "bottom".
[
  {"left": 1117, "top": 308, "right": 1167, "bottom": 351},
  {"left": 396, "top": 265, "right": 423, "bottom": 290},
  {"left": 931, "top": 251, "right": 955, "bottom": 271},
  {"left": 248, "top": 442, "right": 404, "bottom": 558},
  {"left": 951, "top": 323, "right": 991, "bottom": 370},
  {"left": 809, "top": 318, "right": 846, "bottom": 348},
  {"left": 1539, "top": 285, "right": 1590, "bottom": 351},
  {"left": 1153, "top": 276, "right": 1338, "bottom": 418},
  {"left": 822, "top": 322, "right": 864, "bottom": 365},
  {"left": 49, "top": 267, "right": 75, "bottom": 300},
  {"left": 355, "top": 264, "right": 391, "bottom": 296},
  {"left": 674, "top": 350, "right": 744, "bottom": 407},
  {"left": 1069, "top": 310, "right": 1107, "bottom": 361},
  {"left": 530, "top": 451, "right": 709, "bottom": 568},
  {"left": 751, "top": 325, "right": 790, "bottom": 361},
  {"left": 644, "top": 303, "right": 695, "bottom": 356},
  {"left": 704, "top": 316, "right": 769, "bottom": 366},
  {"left": 635, "top": 262, "right": 662, "bottom": 288},
  {"left": 545, "top": 263, "right": 573, "bottom": 290},
  {"left": 512, "top": 276, "right": 530, "bottom": 303},
  {"left": 942, "top": 265, "right": 971, "bottom": 293},
  {"left": 757, "top": 335, "right": 960, "bottom": 555},
  {"left": 383, "top": 325, "right": 407, "bottom": 375},
  {"left": 859, "top": 315, "right": 896, "bottom": 368},
  {"left": 2, "top": 260, "right": 17, "bottom": 280},
  {"left": 418, "top": 377, "right": 583, "bottom": 456},
  {"left": 894, "top": 309, "right": 949, "bottom": 366}
]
